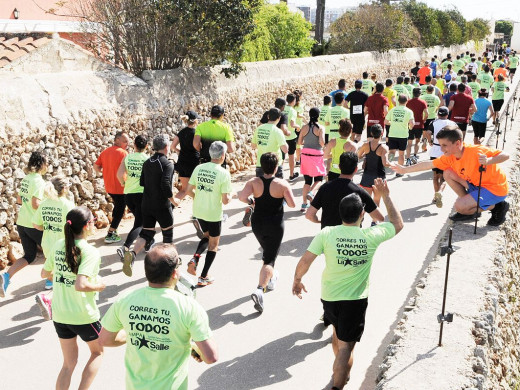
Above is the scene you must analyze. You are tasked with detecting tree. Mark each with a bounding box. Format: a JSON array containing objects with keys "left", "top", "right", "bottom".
[
  {"left": 315, "top": 0, "right": 326, "bottom": 44},
  {"left": 495, "top": 20, "right": 513, "bottom": 37},
  {"left": 328, "top": 3, "right": 420, "bottom": 54},
  {"left": 75, "top": 0, "right": 260, "bottom": 77},
  {"left": 448, "top": 9, "right": 468, "bottom": 44},
  {"left": 467, "top": 18, "right": 491, "bottom": 42},
  {"left": 435, "top": 10, "right": 462, "bottom": 47},
  {"left": 401, "top": 1, "right": 441, "bottom": 48}
]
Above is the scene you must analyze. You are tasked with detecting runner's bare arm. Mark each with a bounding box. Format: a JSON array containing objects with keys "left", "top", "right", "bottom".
[
  {"left": 194, "top": 339, "right": 219, "bottom": 364},
  {"left": 391, "top": 160, "right": 434, "bottom": 174},
  {"left": 75, "top": 274, "right": 106, "bottom": 292},
  {"left": 479, "top": 152, "right": 509, "bottom": 166},
  {"left": 193, "top": 135, "right": 202, "bottom": 151},
  {"left": 31, "top": 197, "right": 41, "bottom": 210},
  {"left": 238, "top": 180, "right": 254, "bottom": 204},
  {"left": 373, "top": 178, "right": 403, "bottom": 234},
  {"left": 116, "top": 158, "right": 127, "bottom": 188},
  {"left": 305, "top": 206, "right": 320, "bottom": 223},
  {"left": 292, "top": 251, "right": 318, "bottom": 299},
  {"left": 99, "top": 328, "right": 127, "bottom": 347},
  {"left": 222, "top": 193, "right": 231, "bottom": 205},
  {"left": 280, "top": 143, "right": 288, "bottom": 154},
  {"left": 94, "top": 163, "right": 102, "bottom": 175},
  {"left": 283, "top": 183, "right": 296, "bottom": 208},
  {"left": 170, "top": 136, "right": 180, "bottom": 154},
  {"left": 226, "top": 141, "right": 235, "bottom": 153},
  {"left": 33, "top": 223, "right": 43, "bottom": 231},
  {"left": 41, "top": 268, "right": 52, "bottom": 279},
  {"left": 369, "top": 208, "right": 385, "bottom": 223}
]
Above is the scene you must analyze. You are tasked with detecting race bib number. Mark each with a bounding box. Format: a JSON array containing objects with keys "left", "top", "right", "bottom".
[{"left": 353, "top": 105, "right": 363, "bottom": 115}]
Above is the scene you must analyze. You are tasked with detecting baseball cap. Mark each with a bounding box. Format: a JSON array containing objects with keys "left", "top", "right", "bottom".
[
  {"left": 186, "top": 110, "right": 201, "bottom": 120},
  {"left": 210, "top": 105, "right": 225, "bottom": 117},
  {"left": 438, "top": 106, "right": 449, "bottom": 116}
]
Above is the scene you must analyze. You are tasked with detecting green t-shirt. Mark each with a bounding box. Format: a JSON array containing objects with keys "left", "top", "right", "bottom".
[
  {"left": 440, "top": 61, "right": 452, "bottom": 72},
  {"left": 492, "top": 61, "right": 504, "bottom": 70},
  {"left": 101, "top": 287, "right": 212, "bottom": 390},
  {"left": 478, "top": 72, "right": 494, "bottom": 91},
  {"left": 386, "top": 105, "right": 414, "bottom": 138},
  {"left": 403, "top": 83, "right": 414, "bottom": 97},
  {"left": 510, "top": 56, "right": 519, "bottom": 69},
  {"left": 33, "top": 197, "right": 75, "bottom": 258},
  {"left": 318, "top": 105, "right": 331, "bottom": 135},
  {"left": 295, "top": 104, "right": 305, "bottom": 128},
  {"left": 43, "top": 238, "right": 101, "bottom": 325},
  {"left": 124, "top": 152, "right": 148, "bottom": 194},
  {"left": 252, "top": 124, "right": 286, "bottom": 167},
  {"left": 325, "top": 106, "right": 350, "bottom": 140},
  {"left": 393, "top": 84, "right": 409, "bottom": 98},
  {"left": 189, "top": 162, "right": 232, "bottom": 222},
  {"left": 476, "top": 60, "right": 484, "bottom": 72},
  {"left": 16, "top": 172, "right": 46, "bottom": 228},
  {"left": 422, "top": 94, "right": 441, "bottom": 119},
  {"left": 195, "top": 120, "right": 235, "bottom": 142},
  {"left": 330, "top": 138, "right": 349, "bottom": 174},
  {"left": 468, "top": 82, "right": 481, "bottom": 99},
  {"left": 282, "top": 106, "right": 298, "bottom": 140},
  {"left": 361, "top": 79, "right": 375, "bottom": 95},
  {"left": 492, "top": 81, "right": 508, "bottom": 100},
  {"left": 307, "top": 223, "right": 395, "bottom": 301},
  {"left": 453, "top": 59, "right": 465, "bottom": 73}
]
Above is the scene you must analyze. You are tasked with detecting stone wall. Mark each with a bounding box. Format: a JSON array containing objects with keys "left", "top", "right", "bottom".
[{"left": 0, "top": 38, "right": 477, "bottom": 267}]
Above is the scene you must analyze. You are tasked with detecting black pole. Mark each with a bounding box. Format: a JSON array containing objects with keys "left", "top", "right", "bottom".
[
  {"left": 502, "top": 105, "right": 510, "bottom": 150},
  {"left": 474, "top": 165, "right": 485, "bottom": 234},
  {"left": 438, "top": 228, "right": 453, "bottom": 347},
  {"left": 495, "top": 120, "right": 501, "bottom": 149}
]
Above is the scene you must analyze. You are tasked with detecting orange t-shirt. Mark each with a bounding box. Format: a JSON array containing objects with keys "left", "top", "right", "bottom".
[
  {"left": 494, "top": 67, "right": 508, "bottom": 81},
  {"left": 95, "top": 145, "right": 128, "bottom": 194},
  {"left": 417, "top": 66, "right": 431, "bottom": 85},
  {"left": 432, "top": 144, "right": 508, "bottom": 196}
]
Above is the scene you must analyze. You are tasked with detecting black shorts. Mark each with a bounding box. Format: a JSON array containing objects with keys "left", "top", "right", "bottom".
[
  {"left": 325, "top": 134, "right": 329, "bottom": 144},
  {"left": 472, "top": 121, "right": 487, "bottom": 138},
  {"left": 54, "top": 321, "right": 101, "bottom": 342},
  {"left": 304, "top": 175, "right": 323, "bottom": 185},
  {"left": 492, "top": 99, "right": 504, "bottom": 112},
  {"left": 408, "top": 128, "right": 423, "bottom": 140},
  {"left": 510, "top": 68, "right": 516, "bottom": 74},
  {"left": 251, "top": 215, "right": 284, "bottom": 266},
  {"left": 176, "top": 160, "right": 198, "bottom": 178},
  {"left": 286, "top": 139, "right": 297, "bottom": 155},
  {"left": 321, "top": 298, "right": 368, "bottom": 342},
  {"left": 256, "top": 166, "right": 283, "bottom": 179},
  {"left": 197, "top": 218, "right": 222, "bottom": 237},
  {"left": 17, "top": 225, "right": 43, "bottom": 264},
  {"left": 387, "top": 137, "right": 407, "bottom": 151},
  {"left": 430, "top": 156, "right": 443, "bottom": 174},
  {"left": 385, "top": 125, "right": 390, "bottom": 137},
  {"left": 455, "top": 122, "right": 468, "bottom": 132},
  {"left": 424, "top": 119, "right": 434, "bottom": 130},
  {"left": 142, "top": 205, "right": 174, "bottom": 229},
  {"left": 351, "top": 118, "right": 365, "bottom": 134}
]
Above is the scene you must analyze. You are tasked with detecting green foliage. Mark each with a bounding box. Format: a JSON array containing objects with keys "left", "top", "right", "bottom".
[
  {"left": 467, "top": 19, "right": 491, "bottom": 42},
  {"left": 241, "top": 2, "right": 314, "bottom": 62},
  {"left": 435, "top": 10, "right": 462, "bottom": 46},
  {"left": 448, "top": 9, "right": 468, "bottom": 44},
  {"left": 401, "top": 1, "right": 441, "bottom": 48},
  {"left": 495, "top": 20, "right": 514, "bottom": 36}
]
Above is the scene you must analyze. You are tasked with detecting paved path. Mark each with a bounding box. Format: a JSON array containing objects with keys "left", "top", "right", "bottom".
[{"left": 1, "top": 145, "right": 461, "bottom": 389}]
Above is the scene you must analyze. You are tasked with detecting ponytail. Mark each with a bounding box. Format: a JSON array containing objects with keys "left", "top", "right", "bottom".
[
  {"left": 63, "top": 206, "right": 91, "bottom": 274},
  {"left": 44, "top": 175, "right": 69, "bottom": 200}
]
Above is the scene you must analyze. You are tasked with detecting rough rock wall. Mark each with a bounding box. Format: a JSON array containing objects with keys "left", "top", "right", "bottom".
[{"left": 0, "top": 38, "right": 477, "bottom": 267}]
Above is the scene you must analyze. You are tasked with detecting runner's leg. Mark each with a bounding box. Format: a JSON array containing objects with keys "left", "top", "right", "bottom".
[
  {"left": 56, "top": 338, "right": 79, "bottom": 390},
  {"left": 78, "top": 339, "right": 104, "bottom": 390}
]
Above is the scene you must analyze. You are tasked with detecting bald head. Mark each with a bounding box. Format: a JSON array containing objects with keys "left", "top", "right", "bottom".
[{"left": 144, "top": 243, "right": 180, "bottom": 284}]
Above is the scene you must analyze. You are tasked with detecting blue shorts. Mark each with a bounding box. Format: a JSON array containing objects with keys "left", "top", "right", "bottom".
[{"left": 467, "top": 182, "right": 507, "bottom": 210}]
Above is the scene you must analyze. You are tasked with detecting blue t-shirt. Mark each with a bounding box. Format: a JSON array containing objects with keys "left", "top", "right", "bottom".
[
  {"left": 443, "top": 92, "right": 455, "bottom": 106},
  {"left": 329, "top": 89, "right": 349, "bottom": 107},
  {"left": 430, "top": 62, "right": 437, "bottom": 77},
  {"left": 472, "top": 98, "right": 492, "bottom": 123}
]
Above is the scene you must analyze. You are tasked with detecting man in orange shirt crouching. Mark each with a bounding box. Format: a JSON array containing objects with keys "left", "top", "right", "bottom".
[{"left": 392, "top": 125, "right": 509, "bottom": 226}]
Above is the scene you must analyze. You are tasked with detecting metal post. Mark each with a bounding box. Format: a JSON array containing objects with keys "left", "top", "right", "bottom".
[
  {"left": 438, "top": 228, "right": 454, "bottom": 347},
  {"left": 474, "top": 165, "right": 485, "bottom": 234},
  {"left": 502, "top": 105, "right": 510, "bottom": 150},
  {"left": 495, "top": 120, "right": 501, "bottom": 149}
]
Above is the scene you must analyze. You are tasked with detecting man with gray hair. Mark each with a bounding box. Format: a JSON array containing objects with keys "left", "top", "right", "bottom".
[
  {"left": 122, "top": 134, "right": 175, "bottom": 277},
  {"left": 175, "top": 141, "right": 232, "bottom": 286}
]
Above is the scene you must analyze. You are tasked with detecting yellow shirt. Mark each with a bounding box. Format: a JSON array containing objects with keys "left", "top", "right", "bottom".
[{"left": 383, "top": 87, "right": 398, "bottom": 110}]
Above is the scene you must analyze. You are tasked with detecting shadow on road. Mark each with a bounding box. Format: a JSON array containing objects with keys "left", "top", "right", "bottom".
[
  {"left": 195, "top": 323, "right": 329, "bottom": 390},
  {"left": 399, "top": 203, "right": 439, "bottom": 223},
  {"left": 0, "top": 318, "right": 46, "bottom": 349},
  {"left": 206, "top": 296, "right": 261, "bottom": 331}
]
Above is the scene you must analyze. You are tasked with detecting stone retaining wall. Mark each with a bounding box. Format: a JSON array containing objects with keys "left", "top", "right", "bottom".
[{"left": 0, "top": 38, "right": 477, "bottom": 267}]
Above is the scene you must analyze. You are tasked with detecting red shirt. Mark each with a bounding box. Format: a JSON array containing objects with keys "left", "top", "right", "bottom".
[
  {"left": 406, "top": 98, "right": 428, "bottom": 129},
  {"left": 95, "top": 145, "right": 128, "bottom": 194},
  {"left": 365, "top": 93, "right": 389, "bottom": 127},
  {"left": 450, "top": 93, "right": 474, "bottom": 123}
]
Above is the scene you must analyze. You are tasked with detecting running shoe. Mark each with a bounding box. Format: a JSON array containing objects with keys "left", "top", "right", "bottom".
[
  {"left": 104, "top": 231, "right": 122, "bottom": 244},
  {"left": 187, "top": 258, "right": 198, "bottom": 276},
  {"left": 410, "top": 156, "right": 418, "bottom": 165},
  {"left": 396, "top": 173, "right": 404, "bottom": 178},
  {"left": 191, "top": 217, "right": 204, "bottom": 239},
  {"left": 300, "top": 203, "right": 309, "bottom": 212},
  {"left": 197, "top": 276, "right": 215, "bottom": 287},
  {"left": 251, "top": 289, "right": 264, "bottom": 313},
  {"left": 449, "top": 212, "right": 480, "bottom": 222},
  {"left": 242, "top": 206, "right": 254, "bottom": 227},
  {"left": 44, "top": 279, "right": 53, "bottom": 290},
  {"left": 487, "top": 200, "right": 509, "bottom": 226},
  {"left": 144, "top": 238, "right": 155, "bottom": 252},
  {"left": 289, "top": 172, "right": 300, "bottom": 182},
  {"left": 405, "top": 158, "right": 411, "bottom": 167},
  {"left": 35, "top": 293, "right": 52, "bottom": 321},
  {"left": 434, "top": 192, "right": 443, "bottom": 208},
  {"left": 306, "top": 191, "right": 315, "bottom": 202},
  {"left": 116, "top": 246, "right": 127, "bottom": 263},
  {"left": 122, "top": 251, "right": 136, "bottom": 277},
  {"left": 267, "top": 270, "right": 279, "bottom": 291},
  {"left": 295, "top": 160, "right": 301, "bottom": 167},
  {"left": 0, "top": 273, "right": 10, "bottom": 298}
]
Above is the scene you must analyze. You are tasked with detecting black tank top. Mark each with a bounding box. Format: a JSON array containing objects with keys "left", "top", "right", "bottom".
[
  {"left": 254, "top": 177, "right": 284, "bottom": 217},
  {"left": 365, "top": 143, "right": 385, "bottom": 177}
]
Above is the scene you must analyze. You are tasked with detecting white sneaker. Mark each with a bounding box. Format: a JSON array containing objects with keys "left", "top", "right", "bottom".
[
  {"left": 251, "top": 289, "right": 264, "bottom": 313},
  {"left": 267, "top": 270, "right": 279, "bottom": 291}
]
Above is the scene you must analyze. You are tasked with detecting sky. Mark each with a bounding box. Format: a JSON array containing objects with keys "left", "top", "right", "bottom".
[{"left": 292, "top": 0, "right": 520, "bottom": 23}]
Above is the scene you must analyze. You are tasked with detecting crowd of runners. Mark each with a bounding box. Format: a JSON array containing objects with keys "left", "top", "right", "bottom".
[{"left": 0, "top": 47, "right": 516, "bottom": 390}]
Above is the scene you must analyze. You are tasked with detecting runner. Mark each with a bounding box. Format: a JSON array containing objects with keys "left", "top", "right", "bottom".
[
  {"left": 293, "top": 89, "right": 305, "bottom": 166},
  {"left": 420, "top": 75, "right": 443, "bottom": 102},
  {"left": 491, "top": 74, "right": 510, "bottom": 124},
  {"left": 238, "top": 153, "right": 296, "bottom": 313},
  {"left": 33, "top": 176, "right": 75, "bottom": 297},
  {"left": 393, "top": 125, "right": 510, "bottom": 225},
  {"left": 364, "top": 83, "right": 389, "bottom": 140},
  {"left": 345, "top": 80, "right": 369, "bottom": 143},
  {"left": 319, "top": 95, "right": 332, "bottom": 143},
  {"left": 361, "top": 72, "right": 375, "bottom": 96},
  {"left": 406, "top": 88, "right": 428, "bottom": 164},
  {"left": 298, "top": 107, "right": 326, "bottom": 212},
  {"left": 122, "top": 135, "right": 175, "bottom": 277},
  {"left": 410, "top": 61, "right": 420, "bottom": 77},
  {"left": 357, "top": 125, "right": 390, "bottom": 209},
  {"left": 1, "top": 152, "right": 47, "bottom": 298},
  {"left": 99, "top": 244, "right": 218, "bottom": 389},
  {"left": 467, "top": 57, "right": 479, "bottom": 75},
  {"left": 403, "top": 76, "right": 414, "bottom": 97},
  {"left": 477, "top": 65, "right": 494, "bottom": 93},
  {"left": 393, "top": 76, "right": 410, "bottom": 99},
  {"left": 171, "top": 111, "right": 201, "bottom": 198},
  {"left": 385, "top": 94, "right": 415, "bottom": 173},
  {"left": 430, "top": 57, "right": 438, "bottom": 77},
  {"left": 508, "top": 51, "right": 518, "bottom": 80},
  {"left": 417, "top": 61, "right": 432, "bottom": 85},
  {"left": 260, "top": 98, "right": 289, "bottom": 137},
  {"left": 329, "top": 79, "right": 349, "bottom": 107},
  {"left": 324, "top": 119, "right": 357, "bottom": 181},
  {"left": 492, "top": 55, "right": 505, "bottom": 71},
  {"left": 116, "top": 135, "right": 148, "bottom": 261},
  {"left": 293, "top": 179, "right": 402, "bottom": 390},
  {"left": 41, "top": 206, "right": 105, "bottom": 390},
  {"left": 325, "top": 92, "right": 350, "bottom": 141},
  {"left": 472, "top": 89, "right": 494, "bottom": 145},
  {"left": 283, "top": 93, "right": 301, "bottom": 181},
  {"left": 382, "top": 79, "right": 397, "bottom": 111},
  {"left": 94, "top": 131, "right": 130, "bottom": 244},
  {"left": 493, "top": 64, "right": 508, "bottom": 82},
  {"left": 468, "top": 74, "right": 481, "bottom": 100},
  {"left": 448, "top": 83, "right": 476, "bottom": 140},
  {"left": 453, "top": 55, "right": 465, "bottom": 74},
  {"left": 421, "top": 85, "right": 441, "bottom": 155},
  {"left": 434, "top": 74, "right": 446, "bottom": 96},
  {"left": 182, "top": 141, "right": 232, "bottom": 287}
]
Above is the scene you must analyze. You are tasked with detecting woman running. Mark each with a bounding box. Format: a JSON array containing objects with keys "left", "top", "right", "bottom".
[
  {"left": 324, "top": 119, "right": 357, "bottom": 181},
  {"left": 41, "top": 206, "right": 105, "bottom": 390},
  {"left": 171, "top": 111, "right": 202, "bottom": 198},
  {"left": 116, "top": 134, "right": 148, "bottom": 259},
  {"left": 297, "top": 107, "right": 326, "bottom": 212},
  {"left": 293, "top": 90, "right": 305, "bottom": 165},
  {"left": 238, "top": 153, "right": 295, "bottom": 313},
  {"left": 1, "top": 152, "right": 47, "bottom": 298}
]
